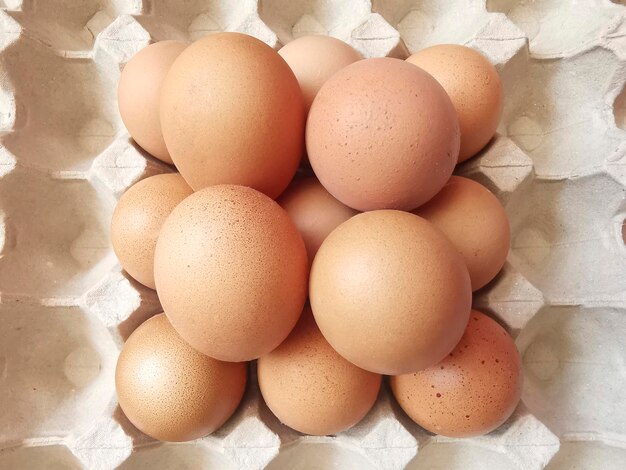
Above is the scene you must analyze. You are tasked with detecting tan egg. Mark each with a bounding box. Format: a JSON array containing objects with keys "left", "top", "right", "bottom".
[
  {"left": 391, "top": 310, "right": 522, "bottom": 437},
  {"left": 115, "top": 313, "right": 247, "bottom": 442},
  {"left": 310, "top": 210, "right": 471, "bottom": 375},
  {"left": 306, "top": 57, "right": 459, "bottom": 211},
  {"left": 406, "top": 44, "right": 503, "bottom": 162},
  {"left": 154, "top": 185, "right": 308, "bottom": 362},
  {"left": 118, "top": 40, "right": 187, "bottom": 164},
  {"left": 414, "top": 176, "right": 510, "bottom": 291},
  {"left": 258, "top": 306, "right": 381, "bottom": 435},
  {"left": 278, "top": 35, "right": 362, "bottom": 113},
  {"left": 160, "top": 32, "right": 305, "bottom": 199},
  {"left": 111, "top": 173, "right": 193, "bottom": 289},
  {"left": 278, "top": 177, "right": 358, "bottom": 266}
]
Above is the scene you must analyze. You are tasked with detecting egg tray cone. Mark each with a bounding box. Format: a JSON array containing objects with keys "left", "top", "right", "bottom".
[{"left": 1, "top": 0, "right": 626, "bottom": 468}]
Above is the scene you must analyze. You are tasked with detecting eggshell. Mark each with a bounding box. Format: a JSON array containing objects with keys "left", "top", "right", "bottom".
[
  {"left": 278, "top": 177, "right": 358, "bottom": 266},
  {"left": 306, "top": 57, "right": 460, "bottom": 211},
  {"left": 258, "top": 306, "right": 381, "bottom": 435},
  {"left": 390, "top": 310, "right": 522, "bottom": 437},
  {"left": 154, "top": 185, "right": 308, "bottom": 362},
  {"left": 111, "top": 173, "right": 193, "bottom": 289},
  {"left": 160, "top": 32, "right": 305, "bottom": 199},
  {"left": 414, "top": 176, "right": 510, "bottom": 291},
  {"left": 278, "top": 35, "right": 362, "bottom": 113},
  {"left": 118, "top": 40, "right": 187, "bottom": 164},
  {"left": 406, "top": 44, "right": 503, "bottom": 162},
  {"left": 115, "top": 313, "right": 247, "bottom": 442},
  {"left": 309, "top": 210, "right": 471, "bottom": 375}
]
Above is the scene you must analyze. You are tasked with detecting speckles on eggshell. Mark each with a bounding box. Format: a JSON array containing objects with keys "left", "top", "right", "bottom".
[{"left": 390, "top": 310, "right": 522, "bottom": 438}]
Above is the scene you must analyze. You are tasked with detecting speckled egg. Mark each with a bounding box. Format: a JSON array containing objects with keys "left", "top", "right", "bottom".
[
  {"left": 118, "top": 40, "right": 187, "bottom": 164},
  {"left": 160, "top": 32, "right": 305, "bottom": 199},
  {"left": 154, "top": 185, "right": 308, "bottom": 362},
  {"left": 278, "top": 177, "right": 358, "bottom": 266},
  {"left": 258, "top": 306, "right": 381, "bottom": 435},
  {"left": 306, "top": 57, "right": 460, "bottom": 211},
  {"left": 111, "top": 173, "right": 193, "bottom": 289},
  {"left": 390, "top": 310, "right": 522, "bottom": 437},
  {"left": 309, "top": 210, "right": 471, "bottom": 375},
  {"left": 115, "top": 313, "right": 247, "bottom": 442},
  {"left": 406, "top": 44, "right": 503, "bottom": 162},
  {"left": 414, "top": 176, "right": 510, "bottom": 291}
]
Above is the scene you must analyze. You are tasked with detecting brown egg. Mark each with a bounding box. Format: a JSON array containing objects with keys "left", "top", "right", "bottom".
[
  {"left": 414, "top": 176, "right": 510, "bottom": 291},
  {"left": 391, "top": 310, "right": 522, "bottom": 437},
  {"left": 111, "top": 173, "right": 193, "bottom": 289},
  {"left": 115, "top": 313, "right": 247, "bottom": 442},
  {"left": 258, "top": 306, "right": 381, "bottom": 435},
  {"left": 278, "top": 177, "right": 358, "bottom": 266},
  {"left": 310, "top": 210, "right": 471, "bottom": 375},
  {"left": 406, "top": 44, "right": 503, "bottom": 162},
  {"left": 278, "top": 35, "right": 362, "bottom": 113},
  {"left": 154, "top": 185, "right": 308, "bottom": 362},
  {"left": 118, "top": 40, "right": 187, "bottom": 164},
  {"left": 306, "top": 57, "right": 459, "bottom": 212},
  {"left": 160, "top": 32, "right": 305, "bottom": 199}
]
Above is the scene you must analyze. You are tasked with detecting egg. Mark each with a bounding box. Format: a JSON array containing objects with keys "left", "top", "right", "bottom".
[
  {"left": 111, "top": 173, "right": 193, "bottom": 289},
  {"left": 309, "top": 210, "right": 471, "bottom": 375},
  {"left": 406, "top": 44, "right": 503, "bottom": 162},
  {"left": 154, "top": 185, "right": 308, "bottom": 362},
  {"left": 278, "top": 35, "right": 362, "bottom": 113},
  {"left": 414, "top": 176, "right": 510, "bottom": 291},
  {"left": 306, "top": 57, "right": 460, "bottom": 211},
  {"left": 115, "top": 313, "right": 247, "bottom": 442},
  {"left": 278, "top": 177, "right": 358, "bottom": 266},
  {"left": 118, "top": 40, "right": 187, "bottom": 164},
  {"left": 258, "top": 306, "right": 381, "bottom": 435},
  {"left": 391, "top": 310, "right": 522, "bottom": 437},
  {"left": 160, "top": 32, "right": 305, "bottom": 199}
]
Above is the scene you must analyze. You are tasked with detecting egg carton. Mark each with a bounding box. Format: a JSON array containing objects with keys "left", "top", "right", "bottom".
[{"left": 1, "top": 0, "right": 625, "bottom": 468}]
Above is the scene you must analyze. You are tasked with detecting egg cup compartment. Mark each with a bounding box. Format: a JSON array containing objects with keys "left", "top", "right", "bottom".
[
  {"left": 372, "top": 0, "right": 525, "bottom": 65},
  {"left": 517, "top": 306, "right": 626, "bottom": 437},
  {"left": 0, "top": 169, "right": 117, "bottom": 299},
  {"left": 0, "top": 35, "right": 121, "bottom": 174},
  {"left": 546, "top": 440, "right": 626, "bottom": 470},
  {"left": 0, "top": 444, "right": 83, "bottom": 469},
  {"left": 487, "top": 0, "right": 626, "bottom": 59},
  {"left": 1, "top": 0, "right": 626, "bottom": 468},
  {"left": 6, "top": 0, "right": 140, "bottom": 52},
  {"left": 259, "top": 0, "right": 402, "bottom": 58},
  {"left": 0, "top": 304, "right": 118, "bottom": 446},
  {"left": 135, "top": 0, "right": 276, "bottom": 47},
  {"left": 498, "top": 46, "right": 626, "bottom": 179},
  {"left": 116, "top": 443, "right": 238, "bottom": 470}
]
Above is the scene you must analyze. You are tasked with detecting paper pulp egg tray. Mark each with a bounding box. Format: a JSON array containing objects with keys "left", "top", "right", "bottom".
[{"left": 1, "top": 0, "right": 626, "bottom": 468}]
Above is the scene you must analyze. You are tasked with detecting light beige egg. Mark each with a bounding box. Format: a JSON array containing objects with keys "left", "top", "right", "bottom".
[
  {"left": 111, "top": 173, "right": 193, "bottom": 289},
  {"left": 414, "top": 176, "right": 510, "bottom": 291},
  {"left": 154, "top": 185, "right": 308, "bottom": 362},
  {"left": 115, "top": 313, "right": 247, "bottom": 442},
  {"left": 391, "top": 310, "right": 522, "bottom": 437},
  {"left": 258, "top": 306, "right": 381, "bottom": 435},
  {"left": 406, "top": 44, "right": 503, "bottom": 162},
  {"left": 310, "top": 210, "right": 471, "bottom": 375},
  {"left": 118, "top": 40, "right": 187, "bottom": 164}
]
